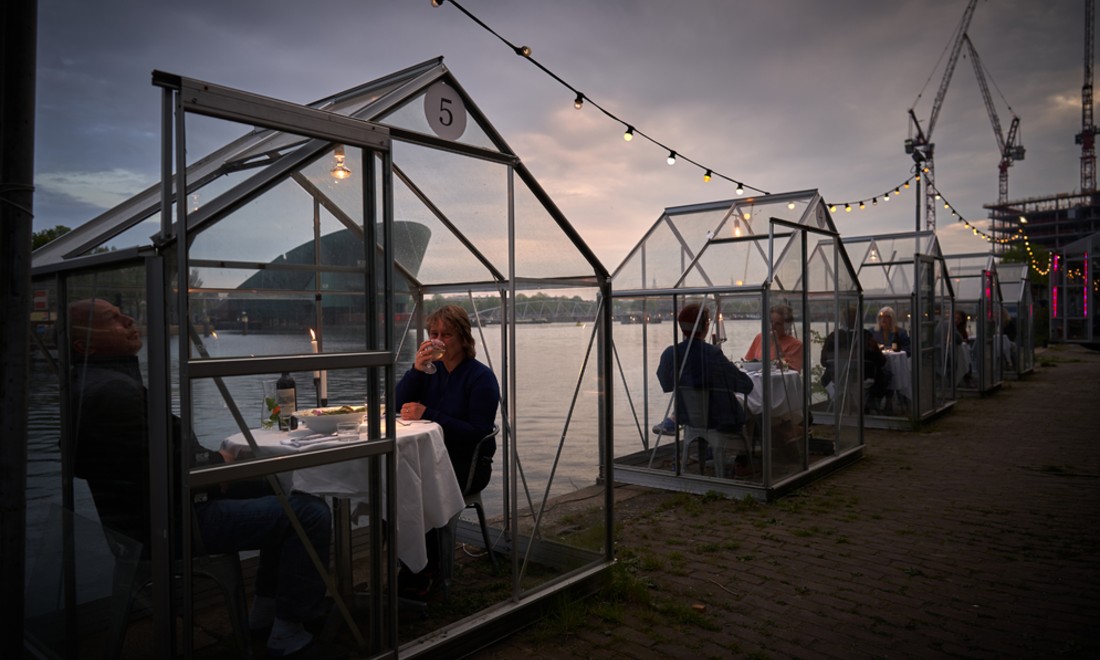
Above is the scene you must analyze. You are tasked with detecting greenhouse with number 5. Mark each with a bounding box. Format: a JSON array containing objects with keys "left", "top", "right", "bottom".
[
  {"left": 608, "top": 190, "right": 865, "bottom": 501},
  {"left": 26, "top": 58, "right": 614, "bottom": 659}
]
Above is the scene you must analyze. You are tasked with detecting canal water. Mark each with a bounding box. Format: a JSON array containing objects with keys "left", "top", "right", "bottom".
[{"left": 25, "top": 319, "right": 775, "bottom": 566}]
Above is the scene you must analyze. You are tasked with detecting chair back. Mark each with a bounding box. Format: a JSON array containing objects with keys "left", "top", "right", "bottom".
[
  {"left": 464, "top": 424, "right": 500, "bottom": 495},
  {"left": 679, "top": 388, "right": 710, "bottom": 430}
]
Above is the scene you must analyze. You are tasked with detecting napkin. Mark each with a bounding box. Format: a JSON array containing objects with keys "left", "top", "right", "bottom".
[{"left": 280, "top": 434, "right": 336, "bottom": 448}]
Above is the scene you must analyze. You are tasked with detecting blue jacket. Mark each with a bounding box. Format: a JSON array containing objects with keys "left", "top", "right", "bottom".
[
  {"left": 396, "top": 357, "right": 500, "bottom": 491},
  {"left": 656, "top": 338, "right": 753, "bottom": 432},
  {"left": 872, "top": 327, "right": 912, "bottom": 356}
]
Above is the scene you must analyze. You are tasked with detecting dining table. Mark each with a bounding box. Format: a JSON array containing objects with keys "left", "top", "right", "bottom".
[
  {"left": 745, "top": 367, "right": 803, "bottom": 422},
  {"left": 882, "top": 350, "right": 912, "bottom": 403},
  {"left": 222, "top": 420, "right": 465, "bottom": 576}
]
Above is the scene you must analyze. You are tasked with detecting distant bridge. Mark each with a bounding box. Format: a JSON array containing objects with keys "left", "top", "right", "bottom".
[{"left": 471, "top": 299, "right": 600, "bottom": 324}]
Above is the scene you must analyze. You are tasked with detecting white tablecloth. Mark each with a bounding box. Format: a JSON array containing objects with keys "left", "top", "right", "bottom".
[
  {"left": 746, "top": 369, "right": 803, "bottom": 421},
  {"left": 883, "top": 350, "right": 911, "bottom": 401},
  {"left": 956, "top": 342, "right": 973, "bottom": 385},
  {"left": 223, "top": 422, "right": 464, "bottom": 573}
]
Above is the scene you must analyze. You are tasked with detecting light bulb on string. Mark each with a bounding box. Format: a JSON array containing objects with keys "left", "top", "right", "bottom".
[
  {"left": 845, "top": 204, "right": 852, "bottom": 212},
  {"left": 914, "top": 174, "right": 920, "bottom": 182},
  {"left": 666, "top": 151, "right": 677, "bottom": 165},
  {"left": 431, "top": 0, "right": 444, "bottom": 6},
  {"left": 573, "top": 92, "right": 584, "bottom": 110},
  {"left": 883, "top": 193, "right": 890, "bottom": 202},
  {"left": 859, "top": 201, "right": 866, "bottom": 210},
  {"left": 829, "top": 204, "right": 837, "bottom": 212},
  {"left": 514, "top": 45, "right": 532, "bottom": 57},
  {"left": 735, "top": 183, "right": 744, "bottom": 196},
  {"left": 904, "top": 181, "right": 911, "bottom": 188},
  {"left": 872, "top": 197, "right": 878, "bottom": 206},
  {"left": 623, "top": 126, "right": 634, "bottom": 142},
  {"left": 703, "top": 169, "right": 712, "bottom": 183},
  {"left": 894, "top": 187, "right": 901, "bottom": 195}
]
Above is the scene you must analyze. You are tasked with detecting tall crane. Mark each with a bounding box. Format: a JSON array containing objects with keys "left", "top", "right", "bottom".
[
  {"left": 1077, "top": 0, "right": 1097, "bottom": 193},
  {"left": 964, "top": 34, "right": 1025, "bottom": 206},
  {"left": 905, "top": 0, "right": 979, "bottom": 231}
]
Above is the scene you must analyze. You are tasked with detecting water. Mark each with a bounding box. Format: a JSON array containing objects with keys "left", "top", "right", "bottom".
[{"left": 25, "top": 318, "right": 785, "bottom": 550}]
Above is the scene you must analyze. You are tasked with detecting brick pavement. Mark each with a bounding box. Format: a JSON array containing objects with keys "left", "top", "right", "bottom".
[{"left": 475, "top": 344, "right": 1100, "bottom": 659}]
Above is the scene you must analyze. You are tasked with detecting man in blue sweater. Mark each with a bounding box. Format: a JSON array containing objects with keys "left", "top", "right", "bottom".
[{"left": 396, "top": 304, "right": 500, "bottom": 598}]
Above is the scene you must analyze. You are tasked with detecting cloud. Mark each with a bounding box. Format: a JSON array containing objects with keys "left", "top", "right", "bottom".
[{"left": 35, "top": 168, "right": 151, "bottom": 210}]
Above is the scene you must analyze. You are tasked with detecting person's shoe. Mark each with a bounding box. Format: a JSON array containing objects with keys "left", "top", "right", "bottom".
[
  {"left": 652, "top": 417, "right": 677, "bottom": 435},
  {"left": 397, "top": 567, "right": 437, "bottom": 602}
]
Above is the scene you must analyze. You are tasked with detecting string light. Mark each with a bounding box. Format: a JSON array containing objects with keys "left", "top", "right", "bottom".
[
  {"left": 666, "top": 151, "right": 677, "bottom": 165},
  {"left": 703, "top": 169, "right": 712, "bottom": 182},
  {"left": 433, "top": 0, "right": 769, "bottom": 195}
]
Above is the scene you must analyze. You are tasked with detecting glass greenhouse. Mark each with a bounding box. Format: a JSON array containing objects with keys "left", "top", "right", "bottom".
[
  {"left": 608, "top": 190, "right": 864, "bottom": 501},
  {"left": 26, "top": 59, "right": 613, "bottom": 658},
  {"left": 945, "top": 252, "right": 1005, "bottom": 395},
  {"left": 997, "top": 261, "right": 1035, "bottom": 377},
  {"left": 839, "top": 231, "right": 956, "bottom": 428},
  {"left": 1050, "top": 232, "right": 1100, "bottom": 346}
]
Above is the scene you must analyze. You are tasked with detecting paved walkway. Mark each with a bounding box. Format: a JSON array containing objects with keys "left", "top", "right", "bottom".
[{"left": 475, "top": 344, "right": 1100, "bottom": 659}]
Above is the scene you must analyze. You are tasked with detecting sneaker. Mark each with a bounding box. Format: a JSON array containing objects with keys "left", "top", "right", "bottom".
[{"left": 652, "top": 417, "right": 677, "bottom": 435}]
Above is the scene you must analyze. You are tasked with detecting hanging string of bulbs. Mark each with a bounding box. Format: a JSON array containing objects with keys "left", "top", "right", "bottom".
[
  {"left": 430, "top": 0, "right": 768, "bottom": 196},
  {"left": 829, "top": 168, "right": 1054, "bottom": 275},
  {"left": 431, "top": 0, "right": 1054, "bottom": 276}
]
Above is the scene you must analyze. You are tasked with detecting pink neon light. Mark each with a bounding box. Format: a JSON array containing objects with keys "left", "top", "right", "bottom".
[
  {"left": 1053, "top": 286, "right": 1058, "bottom": 318},
  {"left": 1085, "top": 252, "right": 1089, "bottom": 319}
]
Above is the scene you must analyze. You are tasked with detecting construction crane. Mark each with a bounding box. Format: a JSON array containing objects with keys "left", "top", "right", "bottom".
[
  {"left": 963, "top": 34, "right": 1025, "bottom": 206},
  {"left": 905, "top": 0, "right": 979, "bottom": 231},
  {"left": 1077, "top": 0, "right": 1097, "bottom": 193}
]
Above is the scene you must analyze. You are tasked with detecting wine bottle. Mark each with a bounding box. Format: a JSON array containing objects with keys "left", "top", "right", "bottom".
[{"left": 276, "top": 372, "right": 297, "bottom": 431}]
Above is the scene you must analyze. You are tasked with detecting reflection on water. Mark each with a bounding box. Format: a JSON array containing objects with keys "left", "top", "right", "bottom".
[{"left": 26, "top": 320, "right": 786, "bottom": 542}]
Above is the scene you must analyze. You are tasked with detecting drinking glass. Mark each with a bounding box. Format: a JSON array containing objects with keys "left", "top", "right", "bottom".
[
  {"left": 422, "top": 339, "right": 446, "bottom": 375},
  {"left": 336, "top": 421, "right": 360, "bottom": 441}
]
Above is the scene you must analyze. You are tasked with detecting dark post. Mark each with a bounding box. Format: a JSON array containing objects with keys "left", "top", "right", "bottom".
[{"left": 0, "top": 0, "right": 37, "bottom": 656}]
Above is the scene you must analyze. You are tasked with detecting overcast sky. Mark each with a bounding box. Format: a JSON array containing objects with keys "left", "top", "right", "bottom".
[{"left": 33, "top": 0, "right": 1090, "bottom": 268}]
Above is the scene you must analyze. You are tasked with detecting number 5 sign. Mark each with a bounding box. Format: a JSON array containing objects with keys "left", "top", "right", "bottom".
[{"left": 424, "top": 81, "right": 467, "bottom": 141}]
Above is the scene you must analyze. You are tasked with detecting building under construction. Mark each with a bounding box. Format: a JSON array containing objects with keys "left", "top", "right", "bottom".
[{"left": 988, "top": 191, "right": 1100, "bottom": 254}]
